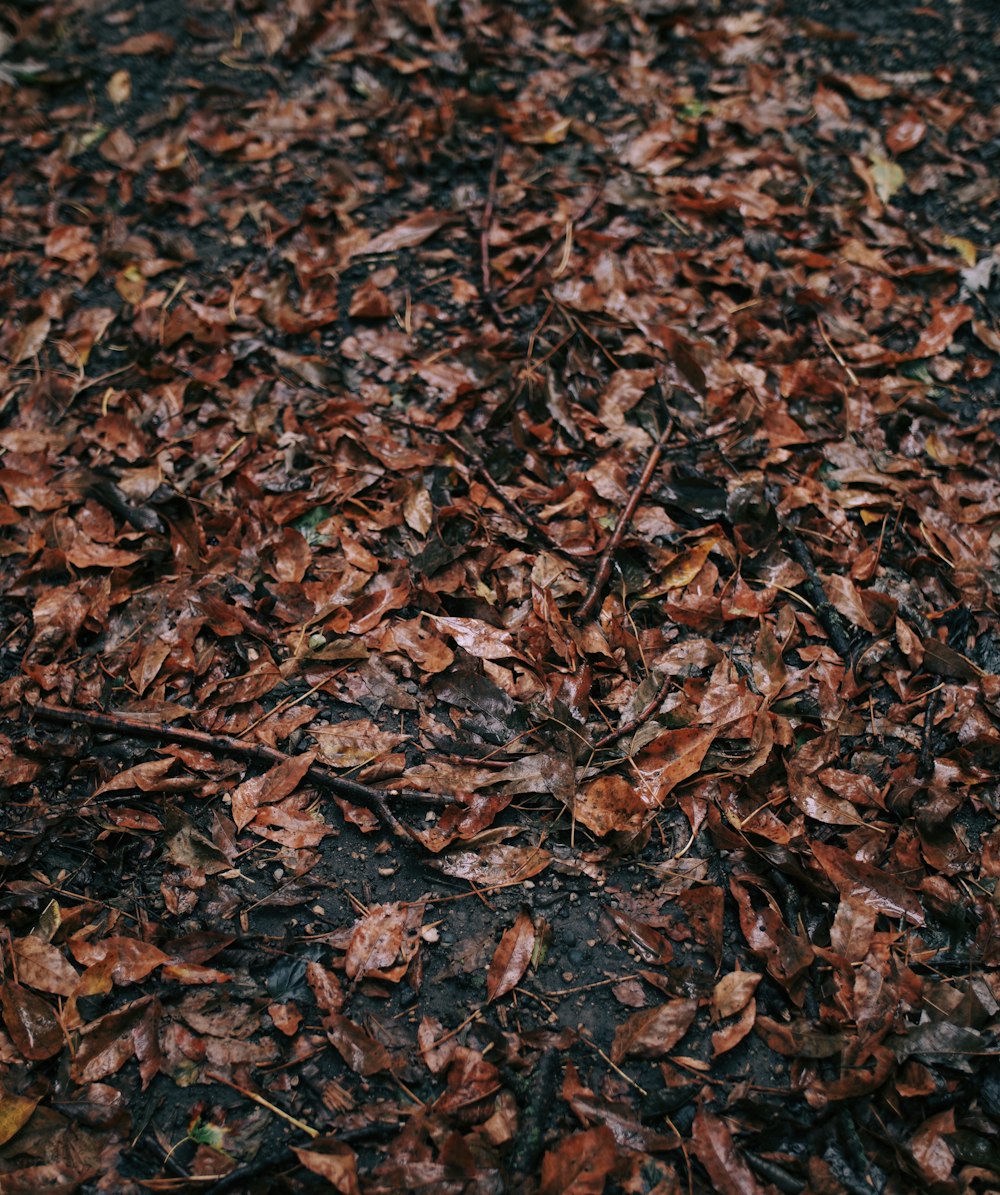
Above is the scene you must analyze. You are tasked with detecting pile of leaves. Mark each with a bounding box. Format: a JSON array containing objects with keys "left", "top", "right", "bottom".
[{"left": 1, "top": 0, "right": 999, "bottom": 1191}]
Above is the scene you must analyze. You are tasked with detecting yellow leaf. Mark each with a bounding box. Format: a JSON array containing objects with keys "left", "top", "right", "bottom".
[
  {"left": 0, "top": 1091, "right": 40, "bottom": 1146},
  {"left": 942, "top": 235, "right": 976, "bottom": 267},
  {"left": 541, "top": 116, "right": 572, "bottom": 144},
  {"left": 868, "top": 155, "right": 905, "bottom": 204},
  {"left": 107, "top": 70, "right": 131, "bottom": 106}
]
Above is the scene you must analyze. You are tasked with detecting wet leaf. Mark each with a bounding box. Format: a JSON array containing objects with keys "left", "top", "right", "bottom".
[
  {"left": 868, "top": 154, "right": 905, "bottom": 204},
  {"left": 0, "top": 1090, "right": 40, "bottom": 1145},
  {"left": 691, "top": 1106, "right": 767, "bottom": 1195},
  {"left": 431, "top": 843, "right": 551, "bottom": 885},
  {"left": 0, "top": 982, "right": 62, "bottom": 1061},
  {"left": 229, "top": 752, "right": 315, "bottom": 832},
  {"left": 345, "top": 903, "right": 421, "bottom": 983},
  {"left": 110, "top": 32, "right": 175, "bottom": 55},
  {"left": 910, "top": 304, "right": 973, "bottom": 358},
  {"left": 886, "top": 111, "right": 926, "bottom": 154},
  {"left": 610, "top": 998, "right": 697, "bottom": 1063},
  {"left": 292, "top": 1140, "right": 362, "bottom": 1195},
  {"left": 323, "top": 1014, "right": 392, "bottom": 1076},
  {"left": 12, "top": 936, "right": 79, "bottom": 997},
  {"left": 538, "top": 1125, "right": 619, "bottom": 1195},
  {"left": 712, "top": 971, "right": 761, "bottom": 1020},
  {"left": 486, "top": 909, "right": 535, "bottom": 1002},
  {"left": 811, "top": 842, "right": 924, "bottom": 925}
]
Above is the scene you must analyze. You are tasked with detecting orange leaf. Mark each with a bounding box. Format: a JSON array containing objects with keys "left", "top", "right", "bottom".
[{"left": 539, "top": 1125, "right": 619, "bottom": 1195}]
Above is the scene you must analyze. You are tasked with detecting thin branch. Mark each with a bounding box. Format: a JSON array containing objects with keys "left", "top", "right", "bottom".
[
  {"left": 496, "top": 177, "right": 605, "bottom": 301},
  {"left": 441, "top": 432, "right": 586, "bottom": 559},
  {"left": 783, "top": 530, "right": 853, "bottom": 660},
  {"left": 591, "top": 672, "right": 672, "bottom": 751},
  {"left": 205, "top": 1071, "right": 318, "bottom": 1139},
  {"left": 575, "top": 419, "right": 674, "bottom": 623},
  {"left": 480, "top": 138, "right": 505, "bottom": 326},
  {"left": 30, "top": 703, "right": 454, "bottom": 843}
]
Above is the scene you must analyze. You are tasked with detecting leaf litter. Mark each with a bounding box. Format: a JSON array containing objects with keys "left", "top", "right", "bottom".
[{"left": 0, "top": 0, "right": 999, "bottom": 1190}]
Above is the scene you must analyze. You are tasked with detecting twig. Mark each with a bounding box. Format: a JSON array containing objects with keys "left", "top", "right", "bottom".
[
  {"left": 205, "top": 1071, "right": 319, "bottom": 1138},
  {"left": 591, "top": 672, "right": 672, "bottom": 751},
  {"left": 575, "top": 419, "right": 674, "bottom": 623},
  {"left": 30, "top": 703, "right": 454, "bottom": 843},
  {"left": 783, "top": 531, "right": 853, "bottom": 660},
  {"left": 441, "top": 432, "right": 583, "bottom": 559},
  {"left": 744, "top": 1152, "right": 803, "bottom": 1195},
  {"left": 918, "top": 687, "right": 941, "bottom": 779},
  {"left": 376, "top": 411, "right": 584, "bottom": 559},
  {"left": 480, "top": 138, "right": 505, "bottom": 326},
  {"left": 204, "top": 1151, "right": 294, "bottom": 1195},
  {"left": 496, "top": 178, "right": 604, "bottom": 301}
]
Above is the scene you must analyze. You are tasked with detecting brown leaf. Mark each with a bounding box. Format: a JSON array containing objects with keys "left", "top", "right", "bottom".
[
  {"left": 921, "top": 638, "right": 982, "bottom": 681},
  {"left": 691, "top": 1106, "right": 767, "bottom": 1195},
  {"left": 345, "top": 903, "right": 421, "bottom": 983},
  {"left": 229, "top": 752, "right": 315, "bottom": 832},
  {"left": 349, "top": 278, "right": 393, "bottom": 319},
  {"left": 610, "top": 998, "right": 697, "bottom": 1063},
  {"left": 712, "top": 998, "right": 757, "bottom": 1058},
  {"left": 755, "top": 1016, "right": 845, "bottom": 1059},
  {"left": 910, "top": 304, "right": 973, "bottom": 359},
  {"left": 322, "top": 1013, "right": 392, "bottom": 1076},
  {"left": 832, "top": 72, "right": 892, "bottom": 100},
  {"left": 12, "top": 937, "right": 79, "bottom": 997},
  {"left": 249, "top": 793, "right": 332, "bottom": 849},
  {"left": 70, "top": 997, "right": 153, "bottom": 1083},
  {"left": 0, "top": 982, "right": 63, "bottom": 1061},
  {"left": 70, "top": 937, "right": 170, "bottom": 986},
  {"left": 292, "top": 1140, "right": 362, "bottom": 1195},
  {"left": 92, "top": 758, "right": 177, "bottom": 797},
  {"left": 429, "top": 615, "right": 520, "bottom": 661},
  {"left": 886, "top": 111, "right": 926, "bottom": 154},
  {"left": 431, "top": 843, "right": 551, "bottom": 886},
  {"left": 630, "top": 727, "right": 717, "bottom": 812},
  {"left": 574, "top": 774, "right": 646, "bottom": 837},
  {"left": 562, "top": 1064, "right": 679, "bottom": 1152},
  {"left": 605, "top": 908, "right": 673, "bottom": 967},
  {"left": 828, "top": 895, "right": 878, "bottom": 962},
  {"left": 810, "top": 841, "right": 924, "bottom": 925},
  {"left": 486, "top": 909, "right": 535, "bottom": 1002},
  {"left": 129, "top": 640, "right": 171, "bottom": 698},
  {"left": 434, "top": 1047, "right": 502, "bottom": 1120},
  {"left": 110, "top": 32, "right": 175, "bottom": 55},
  {"left": 311, "top": 722, "right": 407, "bottom": 769},
  {"left": 712, "top": 971, "right": 761, "bottom": 1020},
  {"left": 910, "top": 1110, "right": 956, "bottom": 1186},
  {"left": 538, "top": 1125, "right": 619, "bottom": 1195},
  {"left": 306, "top": 961, "right": 345, "bottom": 1018},
  {"left": 730, "top": 878, "right": 814, "bottom": 990},
  {"left": 351, "top": 210, "right": 454, "bottom": 258}
]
